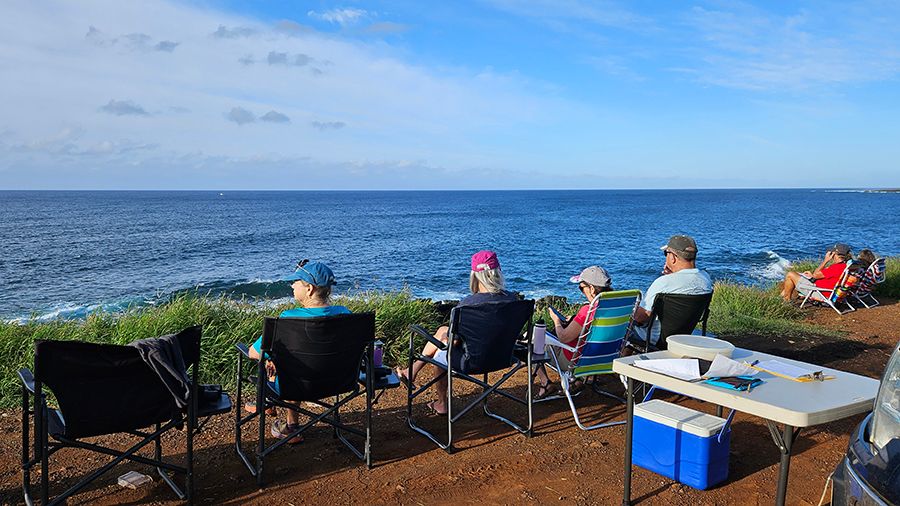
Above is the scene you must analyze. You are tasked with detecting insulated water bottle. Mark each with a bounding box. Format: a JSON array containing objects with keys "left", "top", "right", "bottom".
[
  {"left": 373, "top": 340, "right": 384, "bottom": 368},
  {"left": 533, "top": 320, "right": 546, "bottom": 355}
]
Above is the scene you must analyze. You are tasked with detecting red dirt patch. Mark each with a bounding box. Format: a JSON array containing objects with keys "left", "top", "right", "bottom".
[{"left": 2, "top": 299, "right": 897, "bottom": 505}]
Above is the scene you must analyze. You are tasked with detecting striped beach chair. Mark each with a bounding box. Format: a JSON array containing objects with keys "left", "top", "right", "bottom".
[
  {"left": 851, "top": 257, "right": 886, "bottom": 308},
  {"left": 799, "top": 261, "right": 858, "bottom": 315},
  {"left": 545, "top": 289, "right": 641, "bottom": 431}
]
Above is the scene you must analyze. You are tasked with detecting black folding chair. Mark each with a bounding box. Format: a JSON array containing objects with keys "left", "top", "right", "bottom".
[
  {"left": 234, "top": 313, "right": 376, "bottom": 485},
  {"left": 406, "top": 299, "right": 535, "bottom": 453},
  {"left": 18, "top": 326, "right": 231, "bottom": 506},
  {"left": 638, "top": 292, "right": 713, "bottom": 352}
]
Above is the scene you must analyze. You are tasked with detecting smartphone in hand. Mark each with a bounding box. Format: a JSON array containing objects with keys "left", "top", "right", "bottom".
[{"left": 549, "top": 306, "right": 570, "bottom": 327}]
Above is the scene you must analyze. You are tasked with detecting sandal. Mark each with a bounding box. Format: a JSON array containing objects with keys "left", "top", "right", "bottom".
[
  {"left": 271, "top": 419, "right": 304, "bottom": 445},
  {"left": 535, "top": 381, "right": 560, "bottom": 400},
  {"left": 568, "top": 379, "right": 585, "bottom": 395},
  {"left": 426, "top": 400, "right": 448, "bottom": 416}
]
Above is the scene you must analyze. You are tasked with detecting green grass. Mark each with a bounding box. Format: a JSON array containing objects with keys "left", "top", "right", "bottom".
[
  {"left": 2, "top": 259, "right": 898, "bottom": 408},
  {"left": 707, "top": 282, "right": 836, "bottom": 338}
]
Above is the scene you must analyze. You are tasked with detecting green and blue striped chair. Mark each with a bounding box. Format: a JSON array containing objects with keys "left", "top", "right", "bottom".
[{"left": 545, "top": 289, "right": 641, "bottom": 431}]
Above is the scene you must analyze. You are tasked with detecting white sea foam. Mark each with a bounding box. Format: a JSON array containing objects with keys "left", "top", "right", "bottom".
[{"left": 753, "top": 250, "right": 792, "bottom": 280}]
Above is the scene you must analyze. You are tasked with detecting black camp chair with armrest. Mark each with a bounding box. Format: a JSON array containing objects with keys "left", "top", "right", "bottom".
[
  {"left": 635, "top": 292, "right": 713, "bottom": 353},
  {"left": 18, "top": 326, "right": 231, "bottom": 506},
  {"left": 235, "top": 313, "right": 376, "bottom": 486},
  {"left": 405, "top": 299, "right": 535, "bottom": 453}
]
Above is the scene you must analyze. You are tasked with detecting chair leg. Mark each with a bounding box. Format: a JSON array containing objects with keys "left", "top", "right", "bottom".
[
  {"left": 446, "top": 363, "right": 454, "bottom": 453},
  {"left": 21, "top": 386, "right": 33, "bottom": 506},
  {"left": 39, "top": 403, "right": 49, "bottom": 505}
]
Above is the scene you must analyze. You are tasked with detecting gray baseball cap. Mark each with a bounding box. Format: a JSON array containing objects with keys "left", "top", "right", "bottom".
[
  {"left": 660, "top": 234, "right": 698, "bottom": 260},
  {"left": 570, "top": 266, "right": 612, "bottom": 288},
  {"left": 828, "top": 243, "right": 851, "bottom": 256}
]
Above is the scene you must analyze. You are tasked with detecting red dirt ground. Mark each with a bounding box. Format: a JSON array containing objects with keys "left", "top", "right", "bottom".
[{"left": 1, "top": 299, "right": 897, "bottom": 505}]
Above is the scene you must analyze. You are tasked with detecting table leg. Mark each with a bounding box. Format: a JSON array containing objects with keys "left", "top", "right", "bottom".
[
  {"left": 766, "top": 421, "right": 799, "bottom": 506},
  {"left": 623, "top": 377, "right": 634, "bottom": 506}
]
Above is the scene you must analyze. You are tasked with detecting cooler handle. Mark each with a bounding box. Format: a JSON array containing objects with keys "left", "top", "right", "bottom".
[{"left": 717, "top": 408, "right": 736, "bottom": 443}]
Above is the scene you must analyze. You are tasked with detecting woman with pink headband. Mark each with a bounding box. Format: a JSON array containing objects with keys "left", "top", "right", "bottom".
[{"left": 396, "top": 250, "right": 517, "bottom": 415}]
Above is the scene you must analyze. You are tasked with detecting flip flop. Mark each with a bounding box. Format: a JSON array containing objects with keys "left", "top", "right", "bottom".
[
  {"left": 426, "top": 400, "right": 448, "bottom": 416},
  {"left": 568, "top": 379, "right": 585, "bottom": 395},
  {"left": 535, "top": 381, "right": 560, "bottom": 400}
]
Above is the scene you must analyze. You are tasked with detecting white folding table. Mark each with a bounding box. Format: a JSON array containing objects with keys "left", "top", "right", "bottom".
[{"left": 613, "top": 348, "right": 879, "bottom": 506}]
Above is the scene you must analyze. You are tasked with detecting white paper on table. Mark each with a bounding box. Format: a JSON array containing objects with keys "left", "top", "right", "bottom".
[
  {"left": 634, "top": 358, "right": 701, "bottom": 381},
  {"left": 704, "top": 354, "right": 759, "bottom": 378},
  {"left": 755, "top": 359, "right": 819, "bottom": 379}
]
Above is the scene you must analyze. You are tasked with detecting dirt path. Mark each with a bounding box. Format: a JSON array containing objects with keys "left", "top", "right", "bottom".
[{"left": 1, "top": 300, "right": 897, "bottom": 505}]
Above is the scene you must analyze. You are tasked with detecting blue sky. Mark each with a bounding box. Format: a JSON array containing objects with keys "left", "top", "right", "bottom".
[{"left": 1, "top": 0, "right": 898, "bottom": 189}]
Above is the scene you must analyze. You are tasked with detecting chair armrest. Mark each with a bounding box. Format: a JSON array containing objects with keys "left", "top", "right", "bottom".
[
  {"left": 409, "top": 324, "right": 447, "bottom": 350},
  {"left": 18, "top": 368, "right": 36, "bottom": 393},
  {"left": 235, "top": 343, "right": 252, "bottom": 358},
  {"left": 545, "top": 333, "right": 577, "bottom": 353}
]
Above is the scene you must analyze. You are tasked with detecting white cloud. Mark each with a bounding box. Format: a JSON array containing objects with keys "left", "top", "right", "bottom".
[
  {"left": 483, "top": 0, "right": 653, "bottom": 31},
  {"left": 311, "top": 120, "right": 345, "bottom": 131},
  {"left": 307, "top": 8, "right": 369, "bottom": 27},
  {"left": 0, "top": 0, "right": 569, "bottom": 188},
  {"left": 99, "top": 99, "right": 149, "bottom": 116},
  {"left": 211, "top": 24, "right": 256, "bottom": 38},
  {"left": 260, "top": 111, "right": 290, "bottom": 123},
  {"left": 679, "top": 1, "right": 900, "bottom": 91},
  {"left": 225, "top": 107, "right": 255, "bottom": 125}
]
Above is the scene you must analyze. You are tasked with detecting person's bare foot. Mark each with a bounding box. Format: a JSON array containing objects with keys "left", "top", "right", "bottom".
[{"left": 395, "top": 367, "right": 413, "bottom": 388}]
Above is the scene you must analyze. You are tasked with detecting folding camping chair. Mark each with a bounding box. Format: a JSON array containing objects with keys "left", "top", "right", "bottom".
[
  {"left": 634, "top": 292, "right": 713, "bottom": 353},
  {"left": 235, "top": 313, "right": 376, "bottom": 485},
  {"left": 18, "top": 326, "right": 231, "bottom": 506},
  {"left": 405, "top": 299, "right": 535, "bottom": 453},
  {"left": 543, "top": 289, "right": 641, "bottom": 431},
  {"left": 851, "top": 257, "right": 886, "bottom": 308},
  {"left": 799, "top": 261, "right": 858, "bottom": 315}
]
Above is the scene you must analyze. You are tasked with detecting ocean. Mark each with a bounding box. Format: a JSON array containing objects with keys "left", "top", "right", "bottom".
[{"left": 1, "top": 189, "right": 898, "bottom": 321}]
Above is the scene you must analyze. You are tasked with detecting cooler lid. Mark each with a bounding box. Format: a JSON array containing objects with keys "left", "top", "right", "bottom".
[
  {"left": 634, "top": 399, "right": 727, "bottom": 437},
  {"left": 666, "top": 334, "right": 735, "bottom": 361}
]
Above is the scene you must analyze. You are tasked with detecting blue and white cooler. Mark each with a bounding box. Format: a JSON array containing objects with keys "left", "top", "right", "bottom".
[{"left": 632, "top": 399, "right": 732, "bottom": 490}]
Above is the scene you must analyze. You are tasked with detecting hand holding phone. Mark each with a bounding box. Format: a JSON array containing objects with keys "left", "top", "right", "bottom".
[{"left": 549, "top": 306, "right": 570, "bottom": 328}]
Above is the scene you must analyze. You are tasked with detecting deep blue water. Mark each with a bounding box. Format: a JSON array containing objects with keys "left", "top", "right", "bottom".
[{"left": 1, "top": 189, "right": 898, "bottom": 320}]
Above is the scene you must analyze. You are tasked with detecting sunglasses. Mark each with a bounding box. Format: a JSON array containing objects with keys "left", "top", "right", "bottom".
[{"left": 293, "top": 259, "right": 313, "bottom": 282}]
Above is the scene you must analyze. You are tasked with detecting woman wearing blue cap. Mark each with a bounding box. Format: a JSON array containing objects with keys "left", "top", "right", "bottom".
[{"left": 246, "top": 260, "right": 351, "bottom": 443}]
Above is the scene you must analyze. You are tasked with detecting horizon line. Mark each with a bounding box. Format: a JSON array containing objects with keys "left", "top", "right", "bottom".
[{"left": 0, "top": 187, "right": 898, "bottom": 192}]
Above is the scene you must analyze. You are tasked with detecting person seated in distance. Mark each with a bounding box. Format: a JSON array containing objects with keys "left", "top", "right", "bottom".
[
  {"left": 855, "top": 248, "right": 876, "bottom": 270},
  {"left": 780, "top": 243, "right": 852, "bottom": 302},
  {"left": 626, "top": 235, "right": 713, "bottom": 351},
  {"left": 247, "top": 260, "right": 351, "bottom": 444}
]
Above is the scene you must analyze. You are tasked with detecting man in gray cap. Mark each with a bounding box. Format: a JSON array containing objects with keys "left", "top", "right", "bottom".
[
  {"left": 629, "top": 235, "right": 713, "bottom": 349},
  {"left": 780, "top": 243, "right": 852, "bottom": 301}
]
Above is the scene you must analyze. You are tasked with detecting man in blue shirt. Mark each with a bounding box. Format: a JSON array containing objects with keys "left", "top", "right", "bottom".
[
  {"left": 630, "top": 235, "right": 713, "bottom": 348},
  {"left": 247, "top": 260, "right": 350, "bottom": 443}
]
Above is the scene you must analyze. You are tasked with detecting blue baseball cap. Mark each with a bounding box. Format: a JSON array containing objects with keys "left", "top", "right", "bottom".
[{"left": 283, "top": 261, "right": 336, "bottom": 287}]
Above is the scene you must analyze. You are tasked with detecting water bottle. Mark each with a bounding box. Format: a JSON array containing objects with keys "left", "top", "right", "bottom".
[
  {"left": 373, "top": 340, "right": 384, "bottom": 368},
  {"left": 532, "top": 320, "right": 546, "bottom": 356}
]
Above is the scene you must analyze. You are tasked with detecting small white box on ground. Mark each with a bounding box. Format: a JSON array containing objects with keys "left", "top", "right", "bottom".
[{"left": 118, "top": 471, "right": 152, "bottom": 489}]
